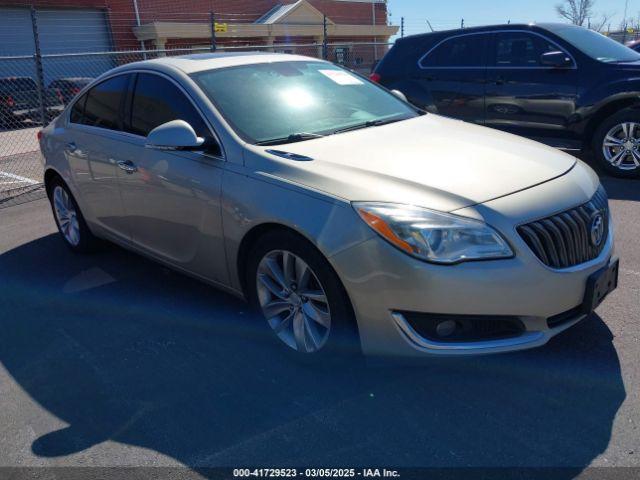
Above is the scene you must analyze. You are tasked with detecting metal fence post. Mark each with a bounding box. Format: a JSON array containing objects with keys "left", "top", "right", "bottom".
[
  {"left": 322, "top": 15, "right": 328, "bottom": 60},
  {"left": 401, "top": 17, "right": 405, "bottom": 38},
  {"left": 30, "top": 6, "right": 46, "bottom": 127},
  {"left": 210, "top": 12, "right": 217, "bottom": 52}
]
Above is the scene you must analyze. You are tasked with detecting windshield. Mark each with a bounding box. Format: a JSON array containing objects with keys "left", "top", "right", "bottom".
[
  {"left": 192, "top": 61, "right": 418, "bottom": 144},
  {"left": 546, "top": 24, "right": 640, "bottom": 63}
]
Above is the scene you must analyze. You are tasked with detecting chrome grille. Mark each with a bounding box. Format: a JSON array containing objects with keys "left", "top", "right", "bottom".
[{"left": 517, "top": 186, "right": 609, "bottom": 269}]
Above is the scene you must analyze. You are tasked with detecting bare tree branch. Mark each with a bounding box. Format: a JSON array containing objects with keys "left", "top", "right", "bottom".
[
  {"left": 556, "top": 0, "right": 596, "bottom": 26},
  {"left": 591, "top": 13, "right": 613, "bottom": 32}
]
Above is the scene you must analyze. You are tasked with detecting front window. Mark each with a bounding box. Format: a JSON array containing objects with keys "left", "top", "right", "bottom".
[
  {"left": 546, "top": 24, "right": 640, "bottom": 63},
  {"left": 192, "top": 61, "right": 418, "bottom": 145},
  {"left": 493, "top": 32, "right": 562, "bottom": 67},
  {"left": 127, "top": 73, "right": 209, "bottom": 138}
]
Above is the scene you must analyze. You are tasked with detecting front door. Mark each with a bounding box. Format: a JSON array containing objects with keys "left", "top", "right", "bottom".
[
  {"left": 116, "top": 72, "right": 227, "bottom": 283},
  {"left": 484, "top": 31, "right": 579, "bottom": 148},
  {"left": 416, "top": 32, "right": 487, "bottom": 124}
]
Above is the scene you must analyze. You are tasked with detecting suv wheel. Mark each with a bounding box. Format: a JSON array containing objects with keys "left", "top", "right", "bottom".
[
  {"left": 593, "top": 109, "right": 640, "bottom": 178},
  {"left": 246, "top": 231, "right": 358, "bottom": 357}
]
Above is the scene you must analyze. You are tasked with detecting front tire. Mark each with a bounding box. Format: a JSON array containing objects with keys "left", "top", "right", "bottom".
[
  {"left": 48, "top": 176, "right": 98, "bottom": 253},
  {"left": 246, "top": 231, "right": 358, "bottom": 358},
  {"left": 593, "top": 109, "right": 640, "bottom": 178}
]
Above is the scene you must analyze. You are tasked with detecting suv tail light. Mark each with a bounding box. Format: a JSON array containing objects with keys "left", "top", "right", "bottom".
[
  {"left": 5, "top": 95, "right": 15, "bottom": 107},
  {"left": 55, "top": 88, "right": 64, "bottom": 103},
  {"left": 37, "top": 130, "right": 42, "bottom": 141},
  {"left": 369, "top": 72, "right": 381, "bottom": 83}
]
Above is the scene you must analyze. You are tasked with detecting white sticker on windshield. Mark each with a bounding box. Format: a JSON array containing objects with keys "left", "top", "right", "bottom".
[{"left": 319, "top": 69, "right": 364, "bottom": 85}]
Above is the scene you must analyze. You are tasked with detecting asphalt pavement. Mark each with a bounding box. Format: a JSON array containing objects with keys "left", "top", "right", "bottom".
[{"left": 0, "top": 175, "right": 638, "bottom": 479}]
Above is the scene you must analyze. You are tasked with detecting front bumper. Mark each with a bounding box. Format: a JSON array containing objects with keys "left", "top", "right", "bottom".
[
  {"left": 330, "top": 166, "right": 615, "bottom": 357},
  {"left": 390, "top": 309, "right": 585, "bottom": 356},
  {"left": 331, "top": 230, "right": 614, "bottom": 357}
]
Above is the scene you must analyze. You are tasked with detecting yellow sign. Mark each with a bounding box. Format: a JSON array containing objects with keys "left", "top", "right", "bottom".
[
  {"left": 214, "top": 22, "right": 227, "bottom": 33},
  {"left": 628, "top": 27, "right": 635, "bottom": 34}
]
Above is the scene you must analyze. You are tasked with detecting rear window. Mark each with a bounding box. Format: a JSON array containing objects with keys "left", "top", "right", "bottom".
[
  {"left": 0, "top": 77, "right": 37, "bottom": 94},
  {"left": 420, "top": 34, "right": 486, "bottom": 68},
  {"left": 77, "top": 75, "right": 129, "bottom": 131}
]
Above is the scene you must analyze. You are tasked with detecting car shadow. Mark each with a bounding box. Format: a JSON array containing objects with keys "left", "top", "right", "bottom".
[{"left": 0, "top": 234, "right": 626, "bottom": 476}]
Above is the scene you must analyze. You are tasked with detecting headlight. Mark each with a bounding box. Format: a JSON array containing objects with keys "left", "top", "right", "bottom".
[{"left": 353, "top": 203, "right": 513, "bottom": 264}]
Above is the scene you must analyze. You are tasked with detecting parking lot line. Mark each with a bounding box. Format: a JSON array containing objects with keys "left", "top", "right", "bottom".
[{"left": 0, "top": 171, "right": 39, "bottom": 186}]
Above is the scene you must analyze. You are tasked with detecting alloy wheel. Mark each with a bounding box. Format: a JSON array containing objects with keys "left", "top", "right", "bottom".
[
  {"left": 602, "top": 122, "right": 640, "bottom": 171},
  {"left": 53, "top": 186, "right": 80, "bottom": 246},
  {"left": 256, "top": 250, "right": 331, "bottom": 353}
]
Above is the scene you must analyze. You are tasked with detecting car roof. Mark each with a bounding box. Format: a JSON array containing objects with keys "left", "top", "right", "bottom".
[
  {"left": 51, "top": 77, "right": 93, "bottom": 82},
  {"left": 400, "top": 22, "right": 575, "bottom": 41},
  {"left": 114, "top": 52, "right": 324, "bottom": 75}
]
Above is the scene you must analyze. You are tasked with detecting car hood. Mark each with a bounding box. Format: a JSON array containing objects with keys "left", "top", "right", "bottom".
[{"left": 247, "top": 114, "right": 577, "bottom": 212}]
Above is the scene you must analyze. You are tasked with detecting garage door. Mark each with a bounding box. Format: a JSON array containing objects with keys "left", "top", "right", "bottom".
[
  {"left": 0, "top": 8, "right": 37, "bottom": 81},
  {"left": 38, "top": 9, "right": 114, "bottom": 84},
  {"left": 0, "top": 8, "right": 114, "bottom": 86}
]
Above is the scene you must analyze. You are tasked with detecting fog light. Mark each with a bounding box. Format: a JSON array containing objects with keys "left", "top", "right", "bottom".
[{"left": 436, "top": 320, "right": 457, "bottom": 338}]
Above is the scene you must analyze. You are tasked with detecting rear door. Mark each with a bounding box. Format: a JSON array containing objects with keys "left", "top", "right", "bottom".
[
  {"left": 416, "top": 32, "right": 488, "bottom": 124},
  {"left": 65, "top": 73, "right": 132, "bottom": 239},
  {"left": 484, "top": 31, "right": 579, "bottom": 148}
]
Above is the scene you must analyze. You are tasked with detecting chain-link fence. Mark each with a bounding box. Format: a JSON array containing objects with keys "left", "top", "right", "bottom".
[{"left": 0, "top": 4, "right": 395, "bottom": 206}]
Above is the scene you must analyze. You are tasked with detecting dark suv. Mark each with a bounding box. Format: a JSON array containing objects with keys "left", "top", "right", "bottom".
[{"left": 372, "top": 23, "right": 640, "bottom": 178}]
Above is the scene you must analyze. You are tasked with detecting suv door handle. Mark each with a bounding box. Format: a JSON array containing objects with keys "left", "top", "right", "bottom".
[
  {"left": 66, "top": 142, "right": 77, "bottom": 152},
  {"left": 494, "top": 76, "right": 506, "bottom": 86},
  {"left": 117, "top": 160, "right": 137, "bottom": 174}
]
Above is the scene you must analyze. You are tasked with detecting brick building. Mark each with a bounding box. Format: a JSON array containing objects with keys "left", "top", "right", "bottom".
[{"left": 1, "top": 0, "right": 397, "bottom": 58}]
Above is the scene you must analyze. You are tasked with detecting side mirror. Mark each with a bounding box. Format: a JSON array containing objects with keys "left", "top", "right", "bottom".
[
  {"left": 540, "top": 51, "right": 572, "bottom": 68},
  {"left": 146, "top": 120, "right": 205, "bottom": 151},
  {"left": 391, "top": 89, "right": 408, "bottom": 102}
]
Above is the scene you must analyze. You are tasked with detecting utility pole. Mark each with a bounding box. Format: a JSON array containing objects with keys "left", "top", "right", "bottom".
[
  {"left": 210, "top": 12, "right": 217, "bottom": 52},
  {"left": 401, "top": 17, "right": 404, "bottom": 38},
  {"left": 623, "top": 0, "right": 630, "bottom": 43},
  {"left": 322, "top": 15, "right": 328, "bottom": 60},
  {"left": 30, "top": 7, "right": 46, "bottom": 127},
  {"left": 132, "top": 0, "right": 146, "bottom": 58},
  {"left": 372, "top": 1, "right": 378, "bottom": 61},
  {"left": 461, "top": 18, "right": 465, "bottom": 29}
]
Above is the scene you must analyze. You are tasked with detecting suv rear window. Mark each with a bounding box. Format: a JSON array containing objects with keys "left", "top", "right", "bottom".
[{"left": 420, "top": 34, "right": 486, "bottom": 68}]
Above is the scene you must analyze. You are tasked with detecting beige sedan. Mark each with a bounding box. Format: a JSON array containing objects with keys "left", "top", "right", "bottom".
[{"left": 39, "top": 53, "right": 618, "bottom": 358}]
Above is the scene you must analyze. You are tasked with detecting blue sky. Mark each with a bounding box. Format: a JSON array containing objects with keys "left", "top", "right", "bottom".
[{"left": 387, "top": 0, "right": 637, "bottom": 36}]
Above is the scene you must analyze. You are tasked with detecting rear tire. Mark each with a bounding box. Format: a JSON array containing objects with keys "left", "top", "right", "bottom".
[
  {"left": 592, "top": 109, "right": 640, "bottom": 178},
  {"left": 48, "top": 176, "right": 99, "bottom": 253},
  {"left": 245, "top": 230, "right": 359, "bottom": 359}
]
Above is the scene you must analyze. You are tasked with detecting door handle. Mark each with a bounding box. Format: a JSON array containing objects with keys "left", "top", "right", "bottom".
[
  {"left": 117, "top": 160, "right": 138, "bottom": 174},
  {"left": 494, "top": 76, "right": 506, "bottom": 86},
  {"left": 66, "top": 142, "right": 77, "bottom": 152}
]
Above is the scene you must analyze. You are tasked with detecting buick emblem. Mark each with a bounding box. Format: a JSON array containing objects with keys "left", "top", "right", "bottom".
[{"left": 590, "top": 212, "right": 605, "bottom": 247}]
